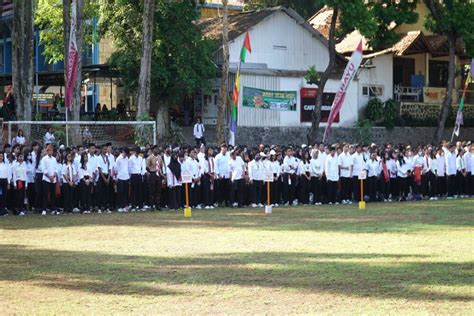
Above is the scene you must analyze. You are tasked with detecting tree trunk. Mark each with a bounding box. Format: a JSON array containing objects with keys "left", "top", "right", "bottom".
[
  {"left": 12, "top": 0, "right": 34, "bottom": 141},
  {"left": 433, "top": 33, "right": 456, "bottom": 143},
  {"left": 156, "top": 100, "right": 170, "bottom": 145},
  {"left": 307, "top": 8, "right": 338, "bottom": 145},
  {"left": 137, "top": 0, "right": 156, "bottom": 117},
  {"left": 216, "top": 0, "right": 229, "bottom": 145}
]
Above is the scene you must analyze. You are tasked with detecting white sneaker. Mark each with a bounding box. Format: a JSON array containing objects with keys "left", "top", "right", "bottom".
[
  {"left": 42, "top": 210, "right": 47, "bottom": 216},
  {"left": 258, "top": 203, "right": 264, "bottom": 208},
  {"left": 205, "top": 206, "right": 210, "bottom": 209},
  {"left": 335, "top": 202, "right": 339, "bottom": 205},
  {"left": 232, "top": 202, "right": 238, "bottom": 207},
  {"left": 210, "top": 206, "right": 215, "bottom": 209},
  {"left": 251, "top": 203, "right": 257, "bottom": 208},
  {"left": 196, "top": 205, "right": 202, "bottom": 210},
  {"left": 292, "top": 200, "right": 298, "bottom": 206},
  {"left": 97, "top": 209, "right": 102, "bottom": 214},
  {"left": 274, "top": 203, "right": 279, "bottom": 207},
  {"left": 328, "top": 202, "right": 332, "bottom": 205},
  {"left": 19, "top": 212, "right": 25, "bottom": 216},
  {"left": 73, "top": 208, "right": 80, "bottom": 213}
]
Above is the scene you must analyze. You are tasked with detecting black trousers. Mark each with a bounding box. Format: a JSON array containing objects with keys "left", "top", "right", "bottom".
[
  {"left": 130, "top": 174, "right": 143, "bottom": 208},
  {"left": 380, "top": 177, "right": 390, "bottom": 200},
  {"left": 326, "top": 180, "right": 338, "bottom": 203},
  {"left": 230, "top": 179, "right": 244, "bottom": 206},
  {"left": 299, "top": 176, "right": 310, "bottom": 204},
  {"left": 367, "top": 176, "right": 378, "bottom": 202},
  {"left": 27, "top": 183, "right": 35, "bottom": 211},
  {"left": 340, "top": 177, "right": 352, "bottom": 201},
  {"left": 80, "top": 180, "right": 92, "bottom": 212},
  {"left": 117, "top": 179, "right": 129, "bottom": 209},
  {"left": 422, "top": 171, "right": 436, "bottom": 198},
  {"left": 34, "top": 173, "right": 43, "bottom": 208},
  {"left": 456, "top": 172, "right": 466, "bottom": 195},
  {"left": 397, "top": 177, "right": 409, "bottom": 200},
  {"left": 148, "top": 173, "right": 162, "bottom": 207},
  {"left": 470, "top": 174, "right": 474, "bottom": 196},
  {"left": 283, "top": 173, "right": 296, "bottom": 203},
  {"left": 270, "top": 177, "right": 279, "bottom": 204},
  {"left": 217, "top": 178, "right": 230, "bottom": 205},
  {"left": 97, "top": 177, "right": 110, "bottom": 209},
  {"left": 168, "top": 186, "right": 181, "bottom": 210},
  {"left": 311, "top": 177, "right": 322, "bottom": 203},
  {"left": 250, "top": 180, "right": 263, "bottom": 204},
  {"left": 436, "top": 176, "right": 446, "bottom": 196},
  {"left": 0, "top": 178, "right": 7, "bottom": 211},
  {"left": 201, "top": 174, "right": 214, "bottom": 207},
  {"left": 15, "top": 181, "right": 26, "bottom": 213},
  {"left": 42, "top": 180, "right": 56, "bottom": 210},
  {"left": 447, "top": 175, "right": 456, "bottom": 197},
  {"left": 62, "top": 183, "right": 74, "bottom": 212},
  {"left": 352, "top": 176, "right": 361, "bottom": 202}
]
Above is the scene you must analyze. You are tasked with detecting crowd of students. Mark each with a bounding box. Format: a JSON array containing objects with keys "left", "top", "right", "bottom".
[{"left": 0, "top": 139, "right": 473, "bottom": 217}]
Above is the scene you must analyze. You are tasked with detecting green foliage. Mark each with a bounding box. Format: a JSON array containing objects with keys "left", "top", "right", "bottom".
[
  {"left": 304, "top": 66, "right": 320, "bottom": 85},
  {"left": 353, "top": 119, "right": 372, "bottom": 145},
  {"left": 35, "top": 0, "right": 100, "bottom": 64},
  {"left": 365, "top": 97, "right": 384, "bottom": 122},
  {"left": 133, "top": 112, "right": 155, "bottom": 146},
  {"left": 244, "top": 0, "right": 324, "bottom": 19},
  {"left": 382, "top": 98, "right": 398, "bottom": 130},
  {"left": 103, "top": 0, "right": 216, "bottom": 102},
  {"left": 424, "top": 0, "right": 474, "bottom": 56}
]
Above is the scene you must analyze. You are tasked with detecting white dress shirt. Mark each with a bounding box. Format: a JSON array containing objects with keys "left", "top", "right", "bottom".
[
  {"left": 62, "top": 163, "right": 77, "bottom": 184},
  {"left": 215, "top": 152, "right": 230, "bottom": 178},
  {"left": 248, "top": 160, "right": 263, "bottom": 181},
  {"left": 40, "top": 155, "right": 58, "bottom": 183},
  {"left": 128, "top": 155, "right": 143, "bottom": 175},
  {"left": 338, "top": 152, "right": 352, "bottom": 178},
  {"left": 325, "top": 155, "right": 339, "bottom": 182},
  {"left": 283, "top": 156, "right": 298, "bottom": 174},
  {"left": 366, "top": 159, "right": 380, "bottom": 178},
  {"left": 44, "top": 132, "right": 55, "bottom": 145},
  {"left": 351, "top": 152, "right": 365, "bottom": 178},
  {"left": 396, "top": 159, "right": 410, "bottom": 178},
  {"left": 309, "top": 158, "right": 323, "bottom": 177},
  {"left": 12, "top": 162, "right": 27, "bottom": 186},
  {"left": 115, "top": 155, "right": 130, "bottom": 180},
  {"left": 193, "top": 123, "right": 205, "bottom": 139},
  {"left": 445, "top": 152, "right": 457, "bottom": 176},
  {"left": 435, "top": 155, "right": 446, "bottom": 177},
  {"left": 228, "top": 156, "right": 245, "bottom": 181},
  {"left": 0, "top": 162, "right": 11, "bottom": 180}
]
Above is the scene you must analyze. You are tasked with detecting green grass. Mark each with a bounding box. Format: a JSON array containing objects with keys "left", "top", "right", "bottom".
[{"left": 1, "top": 200, "right": 473, "bottom": 315}]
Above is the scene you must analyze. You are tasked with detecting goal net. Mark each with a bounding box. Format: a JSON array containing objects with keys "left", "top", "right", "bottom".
[{"left": 3, "top": 121, "right": 156, "bottom": 147}]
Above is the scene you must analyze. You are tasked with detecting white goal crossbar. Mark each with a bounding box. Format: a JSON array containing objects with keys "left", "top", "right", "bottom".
[{"left": 4, "top": 121, "right": 157, "bottom": 146}]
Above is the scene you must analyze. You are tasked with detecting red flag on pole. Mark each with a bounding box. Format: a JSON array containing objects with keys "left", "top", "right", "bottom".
[{"left": 65, "top": 0, "right": 80, "bottom": 110}]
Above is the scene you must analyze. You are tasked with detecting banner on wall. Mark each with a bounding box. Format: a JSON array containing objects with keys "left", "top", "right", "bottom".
[
  {"left": 423, "top": 87, "right": 446, "bottom": 103},
  {"left": 242, "top": 86, "right": 297, "bottom": 111},
  {"left": 300, "top": 88, "right": 338, "bottom": 123}
]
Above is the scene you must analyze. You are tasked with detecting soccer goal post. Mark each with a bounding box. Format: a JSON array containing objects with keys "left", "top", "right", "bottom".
[{"left": 4, "top": 121, "right": 157, "bottom": 147}]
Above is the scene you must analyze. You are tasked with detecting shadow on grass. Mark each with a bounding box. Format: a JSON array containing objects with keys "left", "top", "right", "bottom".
[
  {"left": 1, "top": 199, "right": 473, "bottom": 233},
  {"left": 0, "top": 245, "right": 472, "bottom": 302}
]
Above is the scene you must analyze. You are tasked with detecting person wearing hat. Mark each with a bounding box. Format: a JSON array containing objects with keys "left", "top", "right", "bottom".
[{"left": 325, "top": 147, "right": 339, "bottom": 204}]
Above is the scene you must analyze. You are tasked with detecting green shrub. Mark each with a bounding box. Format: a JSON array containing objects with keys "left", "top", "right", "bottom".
[{"left": 365, "top": 98, "right": 384, "bottom": 122}]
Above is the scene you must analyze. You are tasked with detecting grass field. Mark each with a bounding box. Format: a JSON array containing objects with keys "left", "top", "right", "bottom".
[{"left": 0, "top": 200, "right": 473, "bottom": 315}]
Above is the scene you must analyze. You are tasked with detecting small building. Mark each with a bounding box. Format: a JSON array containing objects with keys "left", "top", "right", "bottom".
[{"left": 196, "top": 6, "right": 360, "bottom": 142}]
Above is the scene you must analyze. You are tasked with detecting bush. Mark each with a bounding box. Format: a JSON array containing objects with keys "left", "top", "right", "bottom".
[
  {"left": 353, "top": 119, "right": 373, "bottom": 144},
  {"left": 365, "top": 98, "right": 384, "bottom": 122},
  {"left": 383, "top": 99, "right": 398, "bottom": 130}
]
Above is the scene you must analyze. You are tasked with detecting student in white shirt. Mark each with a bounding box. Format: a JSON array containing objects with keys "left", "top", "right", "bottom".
[
  {"left": 12, "top": 152, "right": 27, "bottom": 215},
  {"left": 228, "top": 150, "right": 245, "bottom": 207},
  {"left": 298, "top": 151, "right": 311, "bottom": 205},
  {"left": 282, "top": 148, "right": 298, "bottom": 205},
  {"left": 456, "top": 149, "right": 467, "bottom": 197},
  {"left": 166, "top": 153, "right": 182, "bottom": 211},
  {"left": 396, "top": 151, "right": 411, "bottom": 201},
  {"left": 422, "top": 148, "right": 437, "bottom": 200},
  {"left": 62, "top": 152, "right": 76, "bottom": 214},
  {"left": 269, "top": 150, "right": 281, "bottom": 206},
  {"left": 97, "top": 144, "right": 112, "bottom": 213},
  {"left": 193, "top": 117, "right": 206, "bottom": 147},
  {"left": 445, "top": 145, "right": 457, "bottom": 198},
  {"left": 115, "top": 148, "right": 130, "bottom": 212},
  {"left": 470, "top": 145, "right": 474, "bottom": 196},
  {"left": 25, "top": 150, "right": 36, "bottom": 211},
  {"left": 365, "top": 151, "right": 380, "bottom": 202},
  {"left": 0, "top": 153, "right": 11, "bottom": 216},
  {"left": 351, "top": 145, "right": 365, "bottom": 202},
  {"left": 338, "top": 144, "right": 353, "bottom": 204},
  {"left": 128, "top": 147, "right": 144, "bottom": 211},
  {"left": 248, "top": 153, "right": 264, "bottom": 207},
  {"left": 12, "top": 129, "right": 26, "bottom": 146},
  {"left": 184, "top": 149, "right": 201, "bottom": 208},
  {"left": 200, "top": 147, "right": 216, "bottom": 209},
  {"left": 40, "top": 144, "right": 58, "bottom": 215},
  {"left": 310, "top": 149, "right": 323, "bottom": 205},
  {"left": 215, "top": 144, "right": 231, "bottom": 207},
  {"left": 44, "top": 127, "right": 55, "bottom": 145},
  {"left": 435, "top": 148, "right": 447, "bottom": 197},
  {"left": 325, "top": 147, "right": 339, "bottom": 204},
  {"left": 78, "top": 152, "right": 93, "bottom": 214}
]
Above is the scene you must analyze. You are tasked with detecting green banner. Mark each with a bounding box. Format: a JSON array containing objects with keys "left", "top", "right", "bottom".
[{"left": 242, "top": 86, "right": 297, "bottom": 111}]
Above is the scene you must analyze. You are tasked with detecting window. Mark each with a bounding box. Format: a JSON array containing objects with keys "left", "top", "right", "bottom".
[{"left": 362, "top": 85, "right": 384, "bottom": 97}]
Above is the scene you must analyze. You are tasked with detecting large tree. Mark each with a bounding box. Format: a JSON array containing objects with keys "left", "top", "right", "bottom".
[
  {"left": 307, "top": 0, "right": 419, "bottom": 144},
  {"left": 12, "top": 0, "right": 35, "bottom": 138},
  {"left": 136, "top": 0, "right": 156, "bottom": 116},
  {"left": 424, "top": 0, "right": 474, "bottom": 143},
  {"left": 101, "top": 0, "right": 215, "bottom": 142},
  {"left": 245, "top": 0, "right": 323, "bottom": 19}
]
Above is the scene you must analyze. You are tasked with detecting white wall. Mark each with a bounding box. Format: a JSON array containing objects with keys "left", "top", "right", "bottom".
[
  {"left": 238, "top": 74, "right": 359, "bottom": 128},
  {"left": 229, "top": 11, "right": 329, "bottom": 72},
  {"left": 357, "top": 54, "right": 394, "bottom": 110}
]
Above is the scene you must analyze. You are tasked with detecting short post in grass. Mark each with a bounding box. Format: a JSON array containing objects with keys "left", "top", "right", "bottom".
[
  {"left": 358, "top": 170, "right": 367, "bottom": 210},
  {"left": 265, "top": 172, "right": 273, "bottom": 214},
  {"left": 182, "top": 173, "right": 192, "bottom": 217}
]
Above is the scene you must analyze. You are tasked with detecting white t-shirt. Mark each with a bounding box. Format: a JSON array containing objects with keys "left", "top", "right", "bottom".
[
  {"left": 325, "top": 155, "right": 339, "bottom": 182},
  {"left": 228, "top": 156, "right": 245, "bottom": 181},
  {"left": 338, "top": 152, "right": 352, "bottom": 178}
]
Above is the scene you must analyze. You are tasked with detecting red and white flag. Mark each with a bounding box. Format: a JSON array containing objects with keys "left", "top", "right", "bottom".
[
  {"left": 323, "top": 40, "right": 363, "bottom": 142},
  {"left": 65, "top": 0, "right": 79, "bottom": 109}
]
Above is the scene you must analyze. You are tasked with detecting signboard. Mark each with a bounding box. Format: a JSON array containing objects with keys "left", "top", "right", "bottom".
[
  {"left": 358, "top": 170, "right": 367, "bottom": 180},
  {"left": 242, "top": 86, "right": 297, "bottom": 111},
  {"left": 300, "top": 88, "right": 338, "bottom": 123},
  {"left": 423, "top": 87, "right": 446, "bottom": 104},
  {"left": 181, "top": 173, "right": 193, "bottom": 184},
  {"left": 32, "top": 93, "right": 55, "bottom": 108},
  {"left": 264, "top": 173, "right": 274, "bottom": 182}
]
